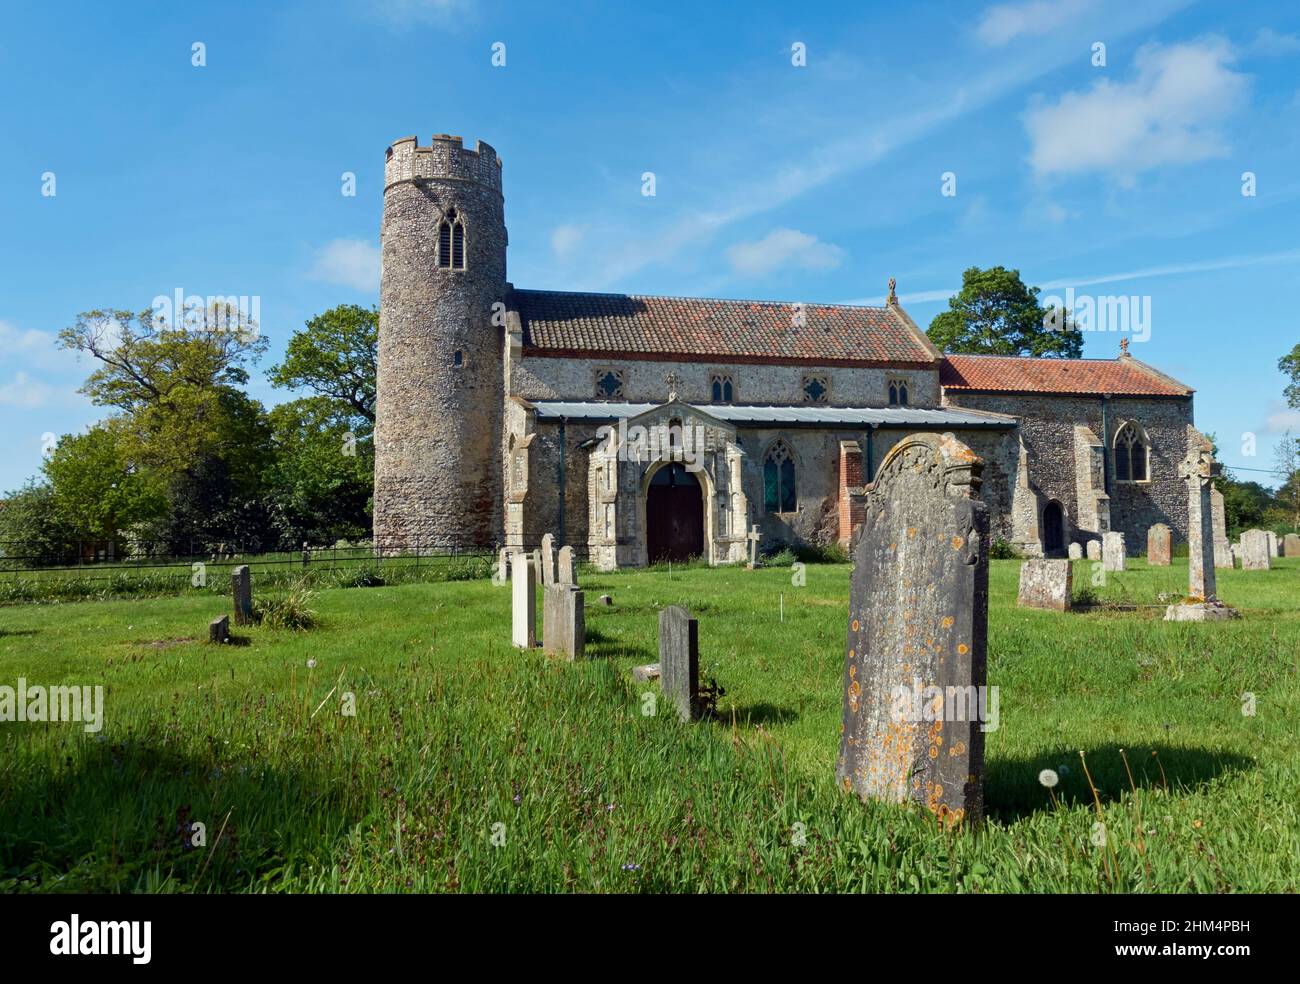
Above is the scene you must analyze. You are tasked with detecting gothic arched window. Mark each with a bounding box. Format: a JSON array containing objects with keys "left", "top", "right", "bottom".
[
  {"left": 888, "top": 378, "right": 909, "bottom": 406},
  {"left": 437, "top": 208, "right": 466, "bottom": 270},
  {"left": 763, "top": 440, "right": 796, "bottom": 514},
  {"left": 1113, "top": 422, "right": 1149, "bottom": 482}
]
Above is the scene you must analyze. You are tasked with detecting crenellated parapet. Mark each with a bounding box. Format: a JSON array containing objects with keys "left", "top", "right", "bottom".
[{"left": 384, "top": 134, "right": 502, "bottom": 193}]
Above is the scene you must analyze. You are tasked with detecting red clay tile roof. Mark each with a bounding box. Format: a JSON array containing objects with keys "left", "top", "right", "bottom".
[
  {"left": 511, "top": 289, "right": 937, "bottom": 366},
  {"left": 940, "top": 354, "right": 1192, "bottom": 396}
]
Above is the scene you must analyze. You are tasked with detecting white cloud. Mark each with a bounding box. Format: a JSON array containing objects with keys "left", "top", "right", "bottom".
[
  {"left": 308, "top": 239, "right": 381, "bottom": 292},
  {"left": 977, "top": 0, "right": 1091, "bottom": 46},
  {"left": 1025, "top": 38, "right": 1248, "bottom": 179},
  {"left": 1265, "top": 407, "right": 1300, "bottom": 434},
  {"left": 0, "top": 371, "right": 58, "bottom": 409},
  {"left": 551, "top": 224, "right": 585, "bottom": 260},
  {"left": 1245, "top": 28, "right": 1300, "bottom": 58},
  {"left": 367, "top": 0, "right": 472, "bottom": 27},
  {"left": 0, "top": 319, "right": 70, "bottom": 372},
  {"left": 725, "top": 228, "right": 845, "bottom": 278}
]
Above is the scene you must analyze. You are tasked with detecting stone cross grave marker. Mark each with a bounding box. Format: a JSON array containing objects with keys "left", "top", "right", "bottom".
[
  {"left": 1166, "top": 442, "right": 1236, "bottom": 621},
  {"left": 745, "top": 525, "right": 762, "bottom": 569},
  {"left": 1240, "top": 529, "right": 1271, "bottom": 571},
  {"left": 837, "top": 432, "right": 989, "bottom": 828},
  {"left": 232, "top": 565, "right": 253, "bottom": 627},
  {"left": 1102, "top": 531, "right": 1126, "bottom": 572},
  {"left": 540, "top": 534, "right": 556, "bottom": 586},
  {"left": 511, "top": 551, "right": 537, "bottom": 648},
  {"left": 543, "top": 583, "right": 585, "bottom": 660},
  {"left": 1146, "top": 524, "right": 1171, "bottom": 566},
  {"left": 659, "top": 605, "right": 699, "bottom": 722},
  {"left": 1086, "top": 539, "right": 1102, "bottom": 561},
  {"left": 1017, "top": 559, "right": 1072, "bottom": 612},
  {"left": 1067, "top": 542, "right": 1082, "bottom": 560},
  {"left": 557, "top": 545, "right": 577, "bottom": 586}
]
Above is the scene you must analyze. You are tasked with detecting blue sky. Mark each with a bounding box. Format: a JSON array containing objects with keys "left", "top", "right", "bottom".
[{"left": 2, "top": 0, "right": 1298, "bottom": 491}]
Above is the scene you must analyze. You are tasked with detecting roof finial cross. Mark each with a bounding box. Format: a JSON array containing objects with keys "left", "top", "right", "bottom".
[
  {"left": 1119, "top": 337, "right": 1130, "bottom": 355},
  {"left": 887, "top": 277, "right": 898, "bottom": 305}
]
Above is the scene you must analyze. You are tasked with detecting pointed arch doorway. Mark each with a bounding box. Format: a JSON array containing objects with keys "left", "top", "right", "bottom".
[{"left": 646, "top": 462, "right": 704, "bottom": 563}]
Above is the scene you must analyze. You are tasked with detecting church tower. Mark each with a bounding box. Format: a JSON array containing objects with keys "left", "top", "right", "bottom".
[{"left": 374, "top": 134, "right": 507, "bottom": 549}]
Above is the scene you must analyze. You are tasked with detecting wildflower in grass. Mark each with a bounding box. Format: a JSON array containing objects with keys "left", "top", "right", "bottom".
[
  {"left": 1038, "top": 769, "right": 1059, "bottom": 788},
  {"left": 621, "top": 863, "right": 641, "bottom": 872},
  {"left": 606, "top": 803, "right": 616, "bottom": 812},
  {"left": 307, "top": 659, "right": 317, "bottom": 669}
]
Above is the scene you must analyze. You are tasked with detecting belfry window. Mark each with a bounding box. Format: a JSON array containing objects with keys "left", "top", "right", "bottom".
[
  {"left": 763, "top": 440, "right": 797, "bottom": 514},
  {"left": 1113, "top": 422, "right": 1150, "bottom": 482},
  {"left": 437, "top": 208, "right": 466, "bottom": 270}
]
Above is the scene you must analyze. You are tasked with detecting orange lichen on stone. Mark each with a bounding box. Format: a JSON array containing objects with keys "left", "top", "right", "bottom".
[
  {"left": 941, "top": 616, "right": 954, "bottom": 629},
  {"left": 951, "top": 535, "right": 964, "bottom": 550}
]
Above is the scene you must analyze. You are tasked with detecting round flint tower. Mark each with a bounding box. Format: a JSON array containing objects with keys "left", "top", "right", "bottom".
[{"left": 374, "top": 134, "right": 506, "bottom": 549}]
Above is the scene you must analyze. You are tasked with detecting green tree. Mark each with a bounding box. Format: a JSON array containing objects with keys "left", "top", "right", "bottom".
[
  {"left": 927, "top": 266, "right": 1084, "bottom": 357},
  {"left": 268, "top": 304, "right": 377, "bottom": 425},
  {"left": 42, "top": 424, "right": 168, "bottom": 541},
  {"left": 0, "top": 481, "right": 81, "bottom": 566},
  {"left": 1279, "top": 343, "right": 1300, "bottom": 409}
]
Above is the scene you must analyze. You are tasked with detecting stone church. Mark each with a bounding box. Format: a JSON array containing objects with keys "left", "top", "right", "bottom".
[{"left": 373, "top": 133, "right": 1200, "bottom": 568}]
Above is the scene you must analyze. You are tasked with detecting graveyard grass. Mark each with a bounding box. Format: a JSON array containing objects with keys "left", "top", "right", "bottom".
[{"left": 2, "top": 557, "right": 1297, "bottom": 893}]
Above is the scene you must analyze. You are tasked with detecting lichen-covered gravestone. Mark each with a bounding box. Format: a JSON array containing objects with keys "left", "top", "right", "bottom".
[
  {"left": 659, "top": 605, "right": 699, "bottom": 722},
  {"left": 1086, "top": 540, "right": 1102, "bottom": 561},
  {"left": 1165, "top": 441, "right": 1236, "bottom": 621},
  {"left": 1285, "top": 533, "right": 1300, "bottom": 558},
  {"left": 232, "top": 565, "right": 253, "bottom": 627},
  {"left": 1017, "top": 559, "right": 1072, "bottom": 612},
  {"left": 540, "top": 534, "right": 556, "bottom": 586},
  {"left": 511, "top": 551, "right": 536, "bottom": 648},
  {"left": 1102, "top": 531, "right": 1126, "bottom": 572},
  {"left": 1265, "top": 531, "right": 1279, "bottom": 558},
  {"left": 1146, "top": 524, "right": 1171, "bottom": 566},
  {"left": 542, "top": 583, "right": 585, "bottom": 660},
  {"left": 1067, "top": 542, "right": 1082, "bottom": 560},
  {"left": 1240, "top": 529, "right": 1271, "bottom": 571},
  {"left": 1212, "top": 486, "right": 1232, "bottom": 569},
  {"left": 557, "top": 545, "right": 577, "bottom": 586},
  {"left": 838, "top": 432, "right": 989, "bottom": 828}
]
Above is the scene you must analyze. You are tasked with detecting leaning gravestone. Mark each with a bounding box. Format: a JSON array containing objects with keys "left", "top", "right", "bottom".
[
  {"left": 1086, "top": 540, "right": 1102, "bottom": 561},
  {"left": 542, "top": 583, "right": 585, "bottom": 660},
  {"left": 1285, "top": 533, "right": 1300, "bottom": 558},
  {"left": 659, "top": 605, "right": 699, "bottom": 722},
  {"left": 1146, "top": 524, "right": 1171, "bottom": 566},
  {"left": 1102, "top": 531, "right": 1126, "bottom": 572},
  {"left": 1067, "top": 542, "right": 1083, "bottom": 560},
  {"left": 511, "top": 551, "right": 537, "bottom": 648},
  {"left": 838, "top": 432, "right": 988, "bottom": 828},
  {"left": 1240, "top": 529, "right": 1271, "bottom": 571},
  {"left": 540, "top": 534, "right": 556, "bottom": 586},
  {"left": 232, "top": 565, "right": 253, "bottom": 627},
  {"left": 209, "top": 614, "right": 230, "bottom": 643},
  {"left": 557, "top": 545, "right": 577, "bottom": 586},
  {"left": 1017, "top": 559, "right": 1072, "bottom": 612}
]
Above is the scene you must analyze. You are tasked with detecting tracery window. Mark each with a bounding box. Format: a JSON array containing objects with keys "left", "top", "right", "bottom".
[
  {"left": 1113, "top": 422, "right": 1149, "bottom": 482},
  {"left": 763, "top": 440, "right": 797, "bottom": 513}
]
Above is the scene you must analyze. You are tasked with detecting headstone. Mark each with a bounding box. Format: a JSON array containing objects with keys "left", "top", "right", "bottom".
[
  {"left": 631, "top": 663, "right": 660, "bottom": 682},
  {"left": 1146, "top": 524, "right": 1171, "bottom": 566},
  {"left": 511, "top": 551, "right": 537, "bottom": 648},
  {"left": 209, "top": 614, "right": 230, "bottom": 643},
  {"left": 1086, "top": 539, "right": 1102, "bottom": 561},
  {"left": 1230, "top": 543, "right": 1241, "bottom": 567},
  {"left": 1211, "top": 486, "right": 1232, "bottom": 569},
  {"left": 745, "top": 525, "right": 762, "bottom": 570},
  {"left": 1067, "top": 542, "right": 1082, "bottom": 560},
  {"left": 542, "top": 584, "right": 585, "bottom": 660},
  {"left": 1016, "top": 559, "right": 1072, "bottom": 612},
  {"left": 232, "top": 565, "right": 253, "bottom": 627},
  {"left": 1285, "top": 533, "right": 1300, "bottom": 557},
  {"left": 1102, "top": 531, "right": 1126, "bottom": 572},
  {"left": 1240, "top": 529, "right": 1271, "bottom": 571},
  {"left": 838, "top": 432, "right": 988, "bottom": 828},
  {"left": 659, "top": 605, "right": 699, "bottom": 722},
  {"left": 301, "top": 543, "right": 311, "bottom": 568},
  {"left": 1166, "top": 442, "right": 1237, "bottom": 621},
  {"left": 599, "top": 594, "right": 613, "bottom": 606},
  {"left": 540, "top": 534, "right": 556, "bottom": 586},
  {"left": 557, "top": 545, "right": 577, "bottom": 585},
  {"left": 1265, "top": 531, "right": 1279, "bottom": 558}
]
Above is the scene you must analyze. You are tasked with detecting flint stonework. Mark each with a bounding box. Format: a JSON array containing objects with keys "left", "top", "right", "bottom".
[
  {"left": 1146, "top": 524, "right": 1171, "bottom": 566},
  {"left": 659, "top": 605, "right": 699, "bottom": 722},
  {"left": 837, "top": 432, "right": 988, "bottom": 828},
  {"left": 232, "top": 566, "right": 253, "bottom": 627},
  {"left": 1017, "top": 559, "right": 1072, "bottom": 612}
]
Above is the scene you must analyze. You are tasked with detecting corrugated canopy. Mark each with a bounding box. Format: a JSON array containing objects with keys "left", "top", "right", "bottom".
[{"left": 528, "top": 400, "right": 1015, "bottom": 429}]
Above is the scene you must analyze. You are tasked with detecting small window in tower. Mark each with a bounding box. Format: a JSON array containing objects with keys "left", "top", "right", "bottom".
[
  {"left": 453, "top": 350, "right": 463, "bottom": 368},
  {"left": 437, "top": 207, "right": 466, "bottom": 271}
]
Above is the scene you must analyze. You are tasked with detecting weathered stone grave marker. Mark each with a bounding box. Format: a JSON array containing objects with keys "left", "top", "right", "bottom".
[
  {"left": 232, "top": 565, "right": 253, "bottom": 627},
  {"left": 1146, "top": 524, "right": 1171, "bottom": 566},
  {"left": 1240, "top": 529, "right": 1271, "bottom": 571},
  {"left": 1285, "top": 533, "right": 1300, "bottom": 558},
  {"left": 1165, "top": 442, "right": 1236, "bottom": 621},
  {"left": 511, "top": 551, "right": 537, "bottom": 648},
  {"left": 557, "top": 545, "right": 577, "bottom": 586},
  {"left": 1067, "top": 542, "right": 1082, "bottom": 560},
  {"left": 1017, "top": 558, "right": 1072, "bottom": 612},
  {"left": 543, "top": 582, "right": 585, "bottom": 660},
  {"left": 1212, "top": 486, "right": 1232, "bottom": 569},
  {"left": 1086, "top": 539, "right": 1101, "bottom": 561},
  {"left": 1102, "top": 531, "right": 1126, "bottom": 572},
  {"left": 837, "top": 432, "right": 989, "bottom": 828},
  {"left": 745, "top": 525, "right": 762, "bottom": 570},
  {"left": 659, "top": 605, "right": 699, "bottom": 722},
  {"left": 540, "top": 534, "right": 556, "bottom": 586},
  {"left": 209, "top": 614, "right": 230, "bottom": 643},
  {"left": 1265, "top": 531, "right": 1280, "bottom": 558}
]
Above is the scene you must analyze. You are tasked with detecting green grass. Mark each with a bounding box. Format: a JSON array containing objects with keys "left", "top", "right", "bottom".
[{"left": 0, "top": 557, "right": 1297, "bottom": 892}]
